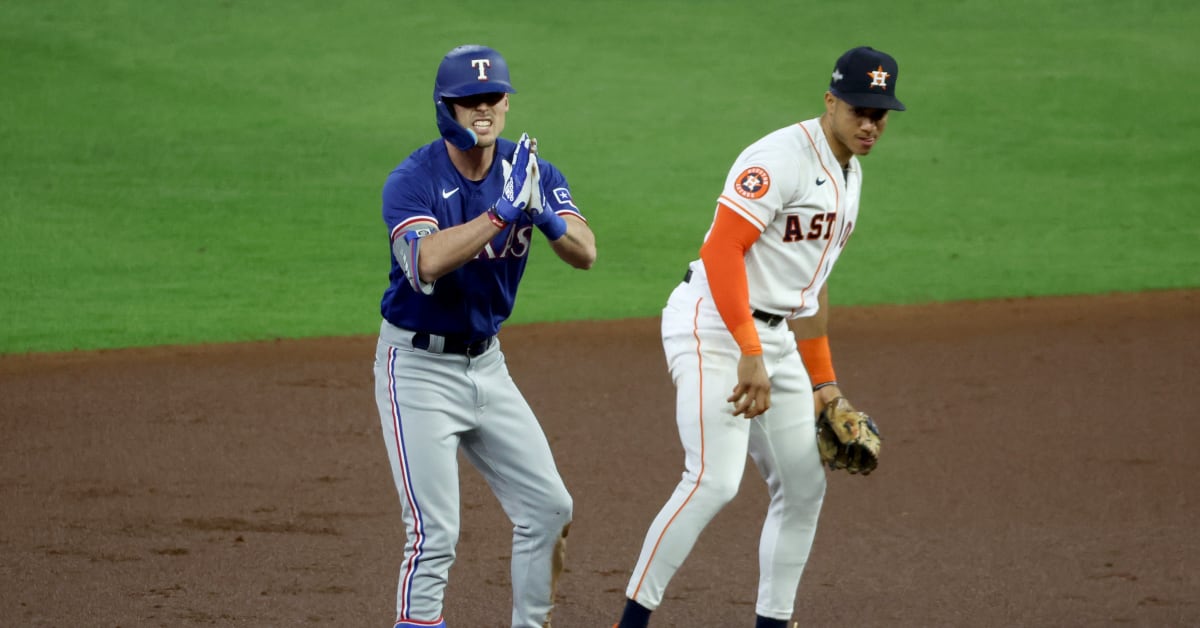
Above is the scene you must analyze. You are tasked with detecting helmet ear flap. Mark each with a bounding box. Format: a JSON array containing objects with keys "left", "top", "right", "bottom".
[{"left": 435, "top": 98, "right": 478, "bottom": 151}]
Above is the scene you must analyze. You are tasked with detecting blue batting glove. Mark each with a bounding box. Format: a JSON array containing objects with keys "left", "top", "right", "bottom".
[
  {"left": 525, "top": 164, "right": 566, "bottom": 241},
  {"left": 494, "top": 133, "right": 535, "bottom": 224},
  {"left": 525, "top": 140, "right": 568, "bottom": 240}
]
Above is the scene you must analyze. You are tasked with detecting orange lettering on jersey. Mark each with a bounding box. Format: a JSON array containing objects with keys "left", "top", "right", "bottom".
[{"left": 734, "top": 167, "right": 771, "bottom": 200}]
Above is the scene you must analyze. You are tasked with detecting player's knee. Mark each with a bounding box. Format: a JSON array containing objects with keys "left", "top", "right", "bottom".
[
  {"left": 783, "top": 471, "right": 826, "bottom": 507},
  {"left": 549, "top": 493, "right": 573, "bottom": 528},
  {"left": 696, "top": 473, "right": 741, "bottom": 507},
  {"left": 531, "top": 490, "right": 572, "bottom": 535}
]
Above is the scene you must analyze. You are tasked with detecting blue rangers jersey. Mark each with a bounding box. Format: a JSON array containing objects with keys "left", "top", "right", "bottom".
[{"left": 380, "top": 137, "right": 582, "bottom": 341}]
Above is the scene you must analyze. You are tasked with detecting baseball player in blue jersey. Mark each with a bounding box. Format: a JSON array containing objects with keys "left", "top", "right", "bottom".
[{"left": 373, "top": 44, "right": 596, "bottom": 628}]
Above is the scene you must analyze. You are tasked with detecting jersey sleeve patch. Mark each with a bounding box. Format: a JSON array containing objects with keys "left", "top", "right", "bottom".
[
  {"left": 551, "top": 186, "right": 579, "bottom": 211},
  {"left": 734, "top": 166, "right": 771, "bottom": 200}
]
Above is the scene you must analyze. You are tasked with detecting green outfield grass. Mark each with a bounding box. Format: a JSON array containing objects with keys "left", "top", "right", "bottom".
[{"left": 2, "top": 0, "right": 1198, "bottom": 354}]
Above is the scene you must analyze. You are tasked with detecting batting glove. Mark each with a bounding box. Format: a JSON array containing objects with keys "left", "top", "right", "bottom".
[
  {"left": 494, "top": 133, "right": 535, "bottom": 224},
  {"left": 525, "top": 139, "right": 568, "bottom": 241}
]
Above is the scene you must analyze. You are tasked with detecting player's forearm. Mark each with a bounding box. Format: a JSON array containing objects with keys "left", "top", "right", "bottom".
[
  {"left": 548, "top": 216, "right": 596, "bottom": 269},
  {"left": 415, "top": 213, "right": 506, "bottom": 281},
  {"left": 788, "top": 309, "right": 828, "bottom": 339},
  {"left": 790, "top": 284, "right": 837, "bottom": 390},
  {"left": 787, "top": 285, "right": 831, "bottom": 339}
]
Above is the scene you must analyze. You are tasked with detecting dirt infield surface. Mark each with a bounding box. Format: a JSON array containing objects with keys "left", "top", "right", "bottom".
[{"left": 2, "top": 290, "right": 1197, "bottom": 627}]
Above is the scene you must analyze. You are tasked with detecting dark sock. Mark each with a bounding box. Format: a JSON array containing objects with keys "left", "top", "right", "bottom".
[
  {"left": 617, "top": 598, "right": 652, "bottom": 628},
  {"left": 755, "top": 615, "right": 789, "bottom": 628}
]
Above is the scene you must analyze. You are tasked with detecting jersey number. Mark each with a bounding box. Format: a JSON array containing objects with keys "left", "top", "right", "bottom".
[{"left": 782, "top": 212, "right": 836, "bottom": 242}]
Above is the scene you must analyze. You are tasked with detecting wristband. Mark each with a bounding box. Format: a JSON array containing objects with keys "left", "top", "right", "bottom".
[
  {"left": 486, "top": 207, "right": 508, "bottom": 229},
  {"left": 812, "top": 381, "right": 839, "bottom": 392},
  {"left": 537, "top": 212, "right": 568, "bottom": 241}
]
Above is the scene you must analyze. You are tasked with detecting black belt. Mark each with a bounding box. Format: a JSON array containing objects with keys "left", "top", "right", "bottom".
[
  {"left": 683, "top": 268, "right": 786, "bottom": 327},
  {"left": 412, "top": 332, "right": 493, "bottom": 357}
]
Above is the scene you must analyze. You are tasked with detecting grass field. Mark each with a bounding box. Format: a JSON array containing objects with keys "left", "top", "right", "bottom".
[{"left": 2, "top": 0, "right": 1198, "bottom": 354}]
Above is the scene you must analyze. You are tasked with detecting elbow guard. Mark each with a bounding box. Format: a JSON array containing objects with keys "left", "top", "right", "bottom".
[{"left": 394, "top": 228, "right": 436, "bottom": 295}]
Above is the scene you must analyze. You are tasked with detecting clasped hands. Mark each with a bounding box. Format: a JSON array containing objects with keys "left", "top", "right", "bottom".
[{"left": 495, "top": 133, "right": 566, "bottom": 240}]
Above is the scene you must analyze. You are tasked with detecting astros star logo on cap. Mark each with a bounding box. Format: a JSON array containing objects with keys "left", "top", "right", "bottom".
[{"left": 867, "top": 65, "right": 890, "bottom": 90}]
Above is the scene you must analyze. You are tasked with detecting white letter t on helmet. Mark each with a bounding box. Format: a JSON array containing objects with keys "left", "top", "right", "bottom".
[{"left": 471, "top": 59, "right": 491, "bottom": 80}]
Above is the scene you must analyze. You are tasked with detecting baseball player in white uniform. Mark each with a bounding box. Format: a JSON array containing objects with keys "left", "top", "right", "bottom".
[{"left": 613, "top": 46, "right": 907, "bottom": 628}]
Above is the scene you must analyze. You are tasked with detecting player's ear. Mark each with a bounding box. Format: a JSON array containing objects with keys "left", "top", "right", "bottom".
[{"left": 823, "top": 91, "right": 837, "bottom": 113}]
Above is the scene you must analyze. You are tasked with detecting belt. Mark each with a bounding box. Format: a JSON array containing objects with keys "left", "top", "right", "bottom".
[
  {"left": 683, "top": 268, "right": 786, "bottom": 327},
  {"left": 411, "top": 332, "right": 494, "bottom": 357}
]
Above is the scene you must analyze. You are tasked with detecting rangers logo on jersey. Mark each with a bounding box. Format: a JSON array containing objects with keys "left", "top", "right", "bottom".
[{"left": 735, "top": 166, "right": 771, "bottom": 199}]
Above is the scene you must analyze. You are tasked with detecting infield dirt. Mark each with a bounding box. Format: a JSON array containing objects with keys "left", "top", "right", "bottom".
[{"left": 2, "top": 290, "right": 1197, "bottom": 627}]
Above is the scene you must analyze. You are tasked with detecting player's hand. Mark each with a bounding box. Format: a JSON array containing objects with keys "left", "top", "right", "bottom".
[
  {"left": 812, "top": 382, "right": 844, "bottom": 415},
  {"left": 728, "top": 354, "right": 771, "bottom": 419},
  {"left": 524, "top": 138, "right": 568, "bottom": 240},
  {"left": 495, "top": 133, "right": 535, "bottom": 223},
  {"left": 527, "top": 138, "right": 546, "bottom": 216}
]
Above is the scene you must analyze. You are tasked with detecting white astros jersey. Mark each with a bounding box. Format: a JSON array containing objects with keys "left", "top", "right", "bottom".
[{"left": 710, "top": 116, "right": 861, "bottom": 318}]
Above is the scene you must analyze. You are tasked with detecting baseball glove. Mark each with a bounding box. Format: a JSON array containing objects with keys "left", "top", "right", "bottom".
[{"left": 816, "top": 397, "right": 882, "bottom": 475}]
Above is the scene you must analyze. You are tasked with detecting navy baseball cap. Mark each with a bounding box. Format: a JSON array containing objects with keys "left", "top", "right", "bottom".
[{"left": 828, "top": 46, "right": 905, "bottom": 111}]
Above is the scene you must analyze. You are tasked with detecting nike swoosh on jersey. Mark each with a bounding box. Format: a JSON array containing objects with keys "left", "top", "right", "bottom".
[
  {"left": 441, "top": 187, "right": 460, "bottom": 199},
  {"left": 816, "top": 178, "right": 827, "bottom": 186}
]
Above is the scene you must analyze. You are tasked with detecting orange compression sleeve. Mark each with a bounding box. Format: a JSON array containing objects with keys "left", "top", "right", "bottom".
[
  {"left": 798, "top": 335, "right": 836, "bottom": 387},
  {"left": 699, "top": 203, "right": 764, "bottom": 355}
]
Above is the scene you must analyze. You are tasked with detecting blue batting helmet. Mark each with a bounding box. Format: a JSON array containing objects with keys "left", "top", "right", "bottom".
[{"left": 434, "top": 45, "right": 516, "bottom": 150}]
